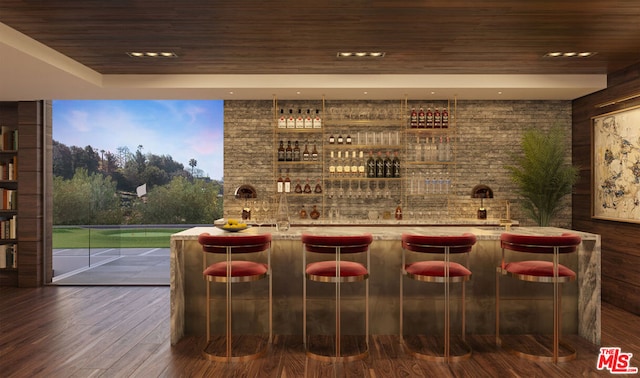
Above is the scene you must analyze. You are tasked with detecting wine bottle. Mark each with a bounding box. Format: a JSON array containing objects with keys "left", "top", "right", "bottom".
[
  {"left": 437, "top": 136, "right": 445, "bottom": 161},
  {"left": 287, "top": 109, "right": 295, "bottom": 128},
  {"left": 410, "top": 108, "right": 418, "bottom": 128},
  {"left": 303, "top": 179, "right": 312, "bottom": 193},
  {"left": 294, "top": 180, "right": 303, "bottom": 193},
  {"left": 313, "top": 109, "right": 322, "bottom": 128},
  {"left": 434, "top": 107, "right": 441, "bottom": 128},
  {"left": 392, "top": 151, "right": 401, "bottom": 178},
  {"left": 299, "top": 205, "right": 308, "bottom": 219},
  {"left": 336, "top": 151, "right": 344, "bottom": 175},
  {"left": 418, "top": 107, "right": 426, "bottom": 128},
  {"left": 329, "top": 133, "right": 335, "bottom": 144},
  {"left": 278, "top": 109, "right": 287, "bottom": 128},
  {"left": 314, "top": 180, "right": 323, "bottom": 193},
  {"left": 296, "top": 109, "right": 304, "bottom": 128},
  {"left": 384, "top": 151, "right": 393, "bottom": 178},
  {"left": 367, "top": 151, "right": 376, "bottom": 178},
  {"left": 277, "top": 170, "right": 284, "bottom": 193},
  {"left": 311, "top": 144, "right": 318, "bottom": 161},
  {"left": 426, "top": 107, "right": 434, "bottom": 128},
  {"left": 358, "top": 151, "right": 366, "bottom": 177},
  {"left": 375, "top": 151, "right": 384, "bottom": 178},
  {"left": 343, "top": 151, "right": 351, "bottom": 175},
  {"left": 285, "top": 140, "right": 293, "bottom": 161},
  {"left": 310, "top": 205, "right": 320, "bottom": 219},
  {"left": 293, "top": 140, "right": 301, "bottom": 161},
  {"left": 442, "top": 107, "right": 449, "bottom": 128},
  {"left": 278, "top": 140, "right": 285, "bottom": 161},
  {"left": 304, "top": 109, "right": 313, "bottom": 128},
  {"left": 415, "top": 136, "right": 422, "bottom": 162},
  {"left": 346, "top": 133, "right": 352, "bottom": 145},
  {"left": 351, "top": 151, "right": 358, "bottom": 177},
  {"left": 302, "top": 142, "right": 310, "bottom": 161},
  {"left": 337, "top": 132, "right": 344, "bottom": 144},
  {"left": 284, "top": 170, "right": 291, "bottom": 193},
  {"left": 395, "top": 203, "right": 403, "bottom": 220}
]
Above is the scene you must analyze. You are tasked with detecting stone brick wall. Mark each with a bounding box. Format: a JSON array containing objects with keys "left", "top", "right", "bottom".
[{"left": 224, "top": 99, "right": 572, "bottom": 227}]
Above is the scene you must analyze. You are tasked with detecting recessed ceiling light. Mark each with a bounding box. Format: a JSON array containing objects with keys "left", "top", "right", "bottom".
[
  {"left": 127, "top": 51, "right": 178, "bottom": 58},
  {"left": 544, "top": 51, "right": 595, "bottom": 58},
  {"left": 336, "top": 52, "right": 385, "bottom": 58}
]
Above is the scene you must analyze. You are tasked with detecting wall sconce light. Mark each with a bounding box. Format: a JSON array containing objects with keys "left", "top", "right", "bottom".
[{"left": 471, "top": 184, "right": 494, "bottom": 219}]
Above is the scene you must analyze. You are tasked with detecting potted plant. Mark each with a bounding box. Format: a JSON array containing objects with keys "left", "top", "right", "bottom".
[{"left": 505, "top": 126, "right": 579, "bottom": 226}]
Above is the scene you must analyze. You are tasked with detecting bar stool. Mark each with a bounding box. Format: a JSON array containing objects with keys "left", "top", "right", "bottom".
[
  {"left": 400, "top": 233, "right": 477, "bottom": 362},
  {"left": 301, "top": 233, "right": 373, "bottom": 362},
  {"left": 197, "top": 232, "right": 272, "bottom": 362},
  {"left": 496, "top": 232, "right": 581, "bottom": 363}
]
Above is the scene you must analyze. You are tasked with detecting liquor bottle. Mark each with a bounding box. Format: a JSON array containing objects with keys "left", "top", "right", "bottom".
[
  {"left": 278, "top": 109, "right": 287, "bottom": 128},
  {"left": 296, "top": 109, "right": 304, "bottom": 128},
  {"left": 410, "top": 108, "right": 418, "bottom": 128},
  {"left": 351, "top": 151, "right": 358, "bottom": 176},
  {"left": 445, "top": 136, "right": 451, "bottom": 161},
  {"left": 313, "top": 109, "right": 322, "bottom": 128},
  {"left": 442, "top": 107, "right": 449, "bottom": 128},
  {"left": 437, "top": 136, "right": 445, "bottom": 161},
  {"left": 346, "top": 133, "right": 352, "bottom": 144},
  {"left": 299, "top": 205, "right": 308, "bottom": 219},
  {"left": 277, "top": 170, "right": 284, "bottom": 193},
  {"left": 287, "top": 109, "right": 295, "bottom": 128},
  {"left": 426, "top": 107, "right": 434, "bottom": 128},
  {"left": 285, "top": 140, "right": 293, "bottom": 161},
  {"left": 329, "top": 151, "right": 336, "bottom": 176},
  {"left": 293, "top": 140, "right": 301, "bottom": 161},
  {"left": 314, "top": 179, "right": 323, "bottom": 193},
  {"left": 367, "top": 151, "right": 376, "bottom": 178},
  {"left": 375, "top": 151, "right": 384, "bottom": 178},
  {"left": 278, "top": 140, "right": 285, "bottom": 161},
  {"left": 358, "top": 151, "right": 366, "bottom": 177},
  {"left": 434, "top": 107, "right": 442, "bottom": 128},
  {"left": 336, "top": 151, "right": 344, "bottom": 175},
  {"left": 392, "top": 151, "right": 401, "bottom": 178},
  {"left": 294, "top": 180, "right": 303, "bottom": 193},
  {"left": 304, "top": 109, "right": 313, "bottom": 128},
  {"left": 384, "top": 151, "right": 393, "bottom": 178},
  {"left": 329, "top": 133, "right": 335, "bottom": 144},
  {"left": 302, "top": 142, "right": 310, "bottom": 161},
  {"left": 337, "top": 132, "right": 344, "bottom": 144},
  {"left": 303, "top": 179, "right": 312, "bottom": 193},
  {"left": 418, "top": 107, "right": 426, "bottom": 128},
  {"left": 284, "top": 170, "right": 291, "bottom": 193},
  {"left": 311, "top": 144, "right": 319, "bottom": 161},
  {"left": 415, "top": 136, "right": 422, "bottom": 162},
  {"left": 395, "top": 203, "right": 403, "bottom": 220},
  {"left": 343, "top": 151, "right": 351, "bottom": 175}
]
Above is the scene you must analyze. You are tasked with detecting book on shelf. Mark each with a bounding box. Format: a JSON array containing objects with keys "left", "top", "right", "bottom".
[
  {"left": 0, "top": 156, "right": 17, "bottom": 180},
  {"left": 0, "top": 126, "right": 18, "bottom": 151},
  {"left": 0, "top": 244, "right": 17, "bottom": 269},
  {"left": 0, "top": 215, "right": 16, "bottom": 239},
  {"left": 0, "top": 189, "right": 17, "bottom": 210}
]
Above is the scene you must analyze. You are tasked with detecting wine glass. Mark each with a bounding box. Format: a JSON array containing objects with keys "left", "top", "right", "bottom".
[{"left": 261, "top": 200, "right": 270, "bottom": 227}]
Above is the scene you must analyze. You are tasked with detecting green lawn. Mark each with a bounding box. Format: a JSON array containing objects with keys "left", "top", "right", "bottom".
[{"left": 52, "top": 227, "right": 188, "bottom": 248}]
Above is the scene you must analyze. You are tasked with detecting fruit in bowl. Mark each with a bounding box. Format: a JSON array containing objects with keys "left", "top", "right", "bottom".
[{"left": 219, "top": 219, "right": 248, "bottom": 231}]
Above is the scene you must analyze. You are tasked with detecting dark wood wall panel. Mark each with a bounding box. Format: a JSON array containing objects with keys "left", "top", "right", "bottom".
[{"left": 573, "top": 62, "right": 640, "bottom": 315}]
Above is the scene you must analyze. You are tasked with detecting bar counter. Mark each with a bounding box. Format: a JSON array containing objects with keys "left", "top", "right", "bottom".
[{"left": 170, "top": 225, "right": 600, "bottom": 346}]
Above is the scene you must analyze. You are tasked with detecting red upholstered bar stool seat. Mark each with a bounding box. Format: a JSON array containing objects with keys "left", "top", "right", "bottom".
[
  {"left": 198, "top": 232, "right": 272, "bottom": 362},
  {"left": 400, "top": 233, "right": 477, "bottom": 362},
  {"left": 302, "top": 233, "right": 373, "bottom": 362},
  {"left": 495, "top": 232, "right": 581, "bottom": 363}
]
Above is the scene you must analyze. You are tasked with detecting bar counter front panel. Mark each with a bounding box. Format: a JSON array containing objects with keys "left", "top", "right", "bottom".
[{"left": 170, "top": 226, "right": 600, "bottom": 346}]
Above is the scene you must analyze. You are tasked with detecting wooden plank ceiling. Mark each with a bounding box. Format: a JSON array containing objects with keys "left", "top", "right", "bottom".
[{"left": 1, "top": 0, "right": 640, "bottom": 76}]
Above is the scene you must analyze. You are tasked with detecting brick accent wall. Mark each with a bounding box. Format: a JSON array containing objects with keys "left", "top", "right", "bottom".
[{"left": 224, "top": 99, "right": 572, "bottom": 227}]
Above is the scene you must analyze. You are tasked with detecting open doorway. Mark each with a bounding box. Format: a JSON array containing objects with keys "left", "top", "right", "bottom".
[{"left": 51, "top": 100, "right": 224, "bottom": 285}]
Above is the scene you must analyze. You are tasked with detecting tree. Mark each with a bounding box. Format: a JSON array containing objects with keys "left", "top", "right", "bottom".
[
  {"left": 505, "top": 126, "right": 579, "bottom": 226},
  {"left": 189, "top": 158, "right": 198, "bottom": 177},
  {"left": 53, "top": 168, "right": 121, "bottom": 225},
  {"left": 53, "top": 140, "right": 74, "bottom": 179},
  {"left": 135, "top": 176, "right": 222, "bottom": 224}
]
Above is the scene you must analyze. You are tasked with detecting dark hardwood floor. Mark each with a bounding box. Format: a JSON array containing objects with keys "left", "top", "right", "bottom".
[{"left": 1, "top": 286, "right": 639, "bottom": 377}]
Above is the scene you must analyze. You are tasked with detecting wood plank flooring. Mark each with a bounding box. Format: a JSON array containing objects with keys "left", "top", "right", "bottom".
[{"left": 1, "top": 286, "right": 639, "bottom": 377}]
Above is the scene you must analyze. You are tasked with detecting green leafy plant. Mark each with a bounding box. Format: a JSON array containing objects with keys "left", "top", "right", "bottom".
[{"left": 505, "top": 126, "right": 579, "bottom": 226}]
